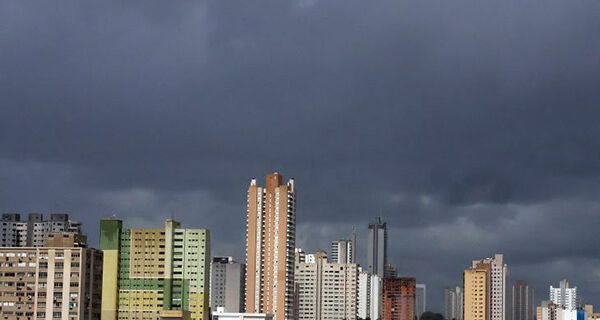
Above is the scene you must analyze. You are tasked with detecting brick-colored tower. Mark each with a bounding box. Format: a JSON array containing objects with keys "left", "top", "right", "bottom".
[
  {"left": 382, "top": 277, "right": 416, "bottom": 320},
  {"left": 245, "top": 173, "right": 297, "bottom": 320}
]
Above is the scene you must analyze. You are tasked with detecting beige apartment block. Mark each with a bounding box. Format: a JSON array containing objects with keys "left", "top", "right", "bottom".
[
  {"left": 294, "top": 251, "right": 357, "bottom": 320},
  {"left": 0, "top": 234, "right": 102, "bottom": 320}
]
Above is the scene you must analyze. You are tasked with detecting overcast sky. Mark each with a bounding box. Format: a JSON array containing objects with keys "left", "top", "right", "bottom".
[{"left": 2, "top": 0, "right": 600, "bottom": 313}]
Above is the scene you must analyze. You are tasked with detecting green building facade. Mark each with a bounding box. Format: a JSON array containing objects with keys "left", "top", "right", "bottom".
[{"left": 100, "top": 218, "right": 210, "bottom": 320}]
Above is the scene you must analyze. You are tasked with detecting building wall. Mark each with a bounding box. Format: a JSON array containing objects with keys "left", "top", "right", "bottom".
[
  {"left": 382, "top": 277, "right": 415, "bottom": 320},
  {"left": 245, "top": 173, "right": 296, "bottom": 320},
  {"left": 0, "top": 246, "right": 102, "bottom": 320}
]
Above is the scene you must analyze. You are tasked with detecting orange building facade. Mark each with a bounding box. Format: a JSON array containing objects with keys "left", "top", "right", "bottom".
[
  {"left": 382, "top": 277, "right": 416, "bottom": 320},
  {"left": 245, "top": 173, "right": 297, "bottom": 320}
]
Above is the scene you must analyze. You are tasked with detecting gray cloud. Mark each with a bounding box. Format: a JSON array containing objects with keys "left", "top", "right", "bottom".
[{"left": 2, "top": 0, "right": 600, "bottom": 312}]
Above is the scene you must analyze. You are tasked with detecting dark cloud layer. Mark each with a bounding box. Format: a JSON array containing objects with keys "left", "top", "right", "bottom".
[{"left": 2, "top": 0, "right": 600, "bottom": 312}]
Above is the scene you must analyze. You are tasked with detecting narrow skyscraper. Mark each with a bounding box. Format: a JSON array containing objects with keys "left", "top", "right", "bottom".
[
  {"left": 444, "top": 286, "right": 463, "bottom": 320},
  {"left": 512, "top": 280, "right": 534, "bottom": 320},
  {"left": 245, "top": 173, "right": 297, "bottom": 320},
  {"left": 367, "top": 217, "right": 387, "bottom": 278},
  {"left": 416, "top": 284, "right": 427, "bottom": 318}
]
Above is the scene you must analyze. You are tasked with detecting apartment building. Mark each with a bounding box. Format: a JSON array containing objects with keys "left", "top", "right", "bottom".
[
  {"left": 294, "top": 251, "right": 357, "bottom": 320},
  {"left": 1, "top": 213, "right": 82, "bottom": 247},
  {"left": 100, "top": 218, "right": 210, "bottom": 320},
  {"left": 0, "top": 233, "right": 102, "bottom": 320}
]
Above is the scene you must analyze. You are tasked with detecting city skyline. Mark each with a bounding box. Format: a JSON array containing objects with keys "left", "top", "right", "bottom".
[{"left": 3, "top": 0, "right": 600, "bottom": 315}]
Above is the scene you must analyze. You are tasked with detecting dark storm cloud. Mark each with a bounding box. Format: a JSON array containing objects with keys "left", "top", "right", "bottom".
[{"left": 2, "top": 0, "right": 600, "bottom": 311}]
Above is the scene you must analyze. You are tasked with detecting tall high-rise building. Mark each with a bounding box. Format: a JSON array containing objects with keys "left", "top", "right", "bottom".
[
  {"left": 382, "top": 277, "right": 416, "bottom": 320},
  {"left": 358, "top": 269, "right": 381, "bottom": 320},
  {"left": 331, "top": 234, "right": 355, "bottom": 264},
  {"left": 512, "top": 280, "right": 534, "bottom": 320},
  {"left": 367, "top": 217, "right": 387, "bottom": 278},
  {"left": 444, "top": 286, "right": 463, "bottom": 320},
  {"left": 471, "top": 254, "right": 507, "bottom": 320},
  {"left": 464, "top": 262, "right": 491, "bottom": 320},
  {"left": 211, "top": 257, "right": 246, "bottom": 313},
  {"left": 245, "top": 173, "right": 297, "bottom": 320},
  {"left": 1, "top": 213, "right": 82, "bottom": 247},
  {"left": 294, "top": 251, "right": 357, "bottom": 320},
  {"left": 100, "top": 218, "right": 210, "bottom": 320},
  {"left": 550, "top": 280, "right": 577, "bottom": 310},
  {"left": 416, "top": 284, "right": 427, "bottom": 318},
  {"left": 0, "top": 233, "right": 103, "bottom": 320}
]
